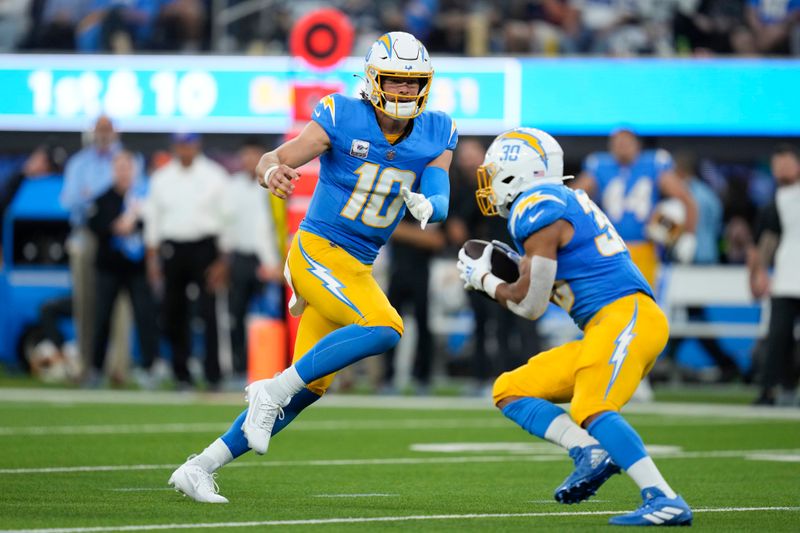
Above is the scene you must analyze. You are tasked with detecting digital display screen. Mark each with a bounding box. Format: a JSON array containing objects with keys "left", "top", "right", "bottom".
[{"left": 0, "top": 55, "right": 796, "bottom": 136}]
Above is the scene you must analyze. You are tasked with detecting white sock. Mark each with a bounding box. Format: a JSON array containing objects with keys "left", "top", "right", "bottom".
[
  {"left": 273, "top": 365, "right": 306, "bottom": 399},
  {"left": 544, "top": 413, "right": 599, "bottom": 451},
  {"left": 192, "top": 438, "right": 234, "bottom": 474},
  {"left": 626, "top": 456, "right": 677, "bottom": 499}
]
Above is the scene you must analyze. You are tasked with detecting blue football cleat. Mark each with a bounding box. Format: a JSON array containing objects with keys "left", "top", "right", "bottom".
[
  {"left": 609, "top": 487, "right": 693, "bottom": 526},
  {"left": 554, "top": 445, "right": 621, "bottom": 504}
]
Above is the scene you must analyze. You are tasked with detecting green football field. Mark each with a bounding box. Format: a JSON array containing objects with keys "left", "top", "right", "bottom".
[{"left": 1, "top": 389, "right": 798, "bottom": 532}]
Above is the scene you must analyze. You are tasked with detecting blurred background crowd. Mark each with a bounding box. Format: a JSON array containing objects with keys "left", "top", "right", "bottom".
[
  {"left": 2, "top": 116, "right": 797, "bottom": 405},
  {"left": 0, "top": 0, "right": 798, "bottom": 409},
  {"left": 0, "top": 0, "right": 799, "bottom": 56}
]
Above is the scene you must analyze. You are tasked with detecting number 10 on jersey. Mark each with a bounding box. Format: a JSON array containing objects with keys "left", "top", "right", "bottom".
[{"left": 340, "top": 162, "right": 416, "bottom": 228}]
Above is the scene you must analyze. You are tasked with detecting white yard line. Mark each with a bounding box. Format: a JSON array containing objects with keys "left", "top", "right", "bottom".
[
  {"left": 0, "top": 455, "right": 565, "bottom": 475},
  {"left": 312, "top": 493, "right": 398, "bottom": 498},
  {"left": 745, "top": 453, "right": 800, "bottom": 463},
  {"left": 1, "top": 388, "right": 799, "bottom": 421},
  {"left": 109, "top": 488, "right": 173, "bottom": 492},
  {"left": 0, "top": 423, "right": 226, "bottom": 436},
  {"left": 1, "top": 507, "right": 798, "bottom": 533},
  {"left": 2, "top": 448, "right": 800, "bottom": 475},
  {"left": 0, "top": 418, "right": 513, "bottom": 437},
  {"left": 0, "top": 389, "right": 231, "bottom": 406},
  {"left": 0, "top": 415, "right": 773, "bottom": 438}
]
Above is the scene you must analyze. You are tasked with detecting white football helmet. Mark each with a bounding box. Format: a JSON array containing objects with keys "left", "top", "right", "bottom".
[
  {"left": 476, "top": 127, "right": 571, "bottom": 217},
  {"left": 364, "top": 32, "right": 433, "bottom": 119}
]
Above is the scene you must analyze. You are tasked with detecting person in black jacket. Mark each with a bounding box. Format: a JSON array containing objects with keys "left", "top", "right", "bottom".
[
  {"left": 0, "top": 142, "right": 67, "bottom": 256},
  {"left": 381, "top": 210, "right": 447, "bottom": 394},
  {"left": 85, "top": 150, "right": 159, "bottom": 387},
  {"left": 446, "top": 138, "right": 542, "bottom": 394}
]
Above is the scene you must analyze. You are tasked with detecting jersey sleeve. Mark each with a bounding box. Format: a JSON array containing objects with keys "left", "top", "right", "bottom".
[
  {"left": 311, "top": 94, "right": 340, "bottom": 146},
  {"left": 508, "top": 189, "right": 568, "bottom": 242},
  {"left": 446, "top": 117, "right": 458, "bottom": 151},
  {"left": 425, "top": 111, "right": 457, "bottom": 154}
]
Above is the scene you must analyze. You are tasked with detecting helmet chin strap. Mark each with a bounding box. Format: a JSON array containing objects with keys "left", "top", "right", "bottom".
[
  {"left": 537, "top": 175, "right": 575, "bottom": 184},
  {"left": 496, "top": 174, "right": 574, "bottom": 217}
]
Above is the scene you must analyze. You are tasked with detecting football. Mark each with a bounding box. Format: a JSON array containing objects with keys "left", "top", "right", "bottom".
[
  {"left": 645, "top": 198, "right": 686, "bottom": 246},
  {"left": 463, "top": 239, "right": 520, "bottom": 283}
]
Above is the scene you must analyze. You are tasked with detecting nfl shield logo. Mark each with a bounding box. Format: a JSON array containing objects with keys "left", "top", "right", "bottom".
[{"left": 350, "top": 140, "right": 370, "bottom": 158}]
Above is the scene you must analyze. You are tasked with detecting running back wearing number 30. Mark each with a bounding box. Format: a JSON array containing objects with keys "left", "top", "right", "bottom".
[{"left": 457, "top": 127, "right": 692, "bottom": 526}]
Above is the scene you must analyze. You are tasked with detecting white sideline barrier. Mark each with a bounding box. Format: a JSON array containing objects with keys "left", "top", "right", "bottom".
[
  {"left": 428, "top": 261, "right": 768, "bottom": 341},
  {"left": 660, "top": 265, "right": 768, "bottom": 339}
]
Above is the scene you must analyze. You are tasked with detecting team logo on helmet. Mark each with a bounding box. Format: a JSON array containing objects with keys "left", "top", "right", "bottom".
[{"left": 501, "top": 130, "right": 549, "bottom": 168}]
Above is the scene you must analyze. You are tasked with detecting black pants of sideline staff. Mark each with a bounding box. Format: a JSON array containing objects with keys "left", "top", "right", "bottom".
[
  {"left": 762, "top": 296, "right": 800, "bottom": 395},
  {"left": 228, "top": 252, "right": 264, "bottom": 375},
  {"left": 91, "top": 269, "right": 159, "bottom": 372},
  {"left": 469, "top": 290, "right": 541, "bottom": 384},
  {"left": 384, "top": 265, "right": 433, "bottom": 388},
  {"left": 161, "top": 238, "right": 221, "bottom": 387}
]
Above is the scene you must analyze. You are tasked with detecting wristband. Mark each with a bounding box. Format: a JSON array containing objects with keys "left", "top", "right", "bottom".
[
  {"left": 261, "top": 165, "right": 279, "bottom": 186},
  {"left": 483, "top": 273, "right": 504, "bottom": 300}
]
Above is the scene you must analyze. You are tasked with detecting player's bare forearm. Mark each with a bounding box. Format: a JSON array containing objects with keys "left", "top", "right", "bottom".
[
  {"left": 494, "top": 222, "right": 565, "bottom": 319},
  {"left": 255, "top": 151, "right": 292, "bottom": 198},
  {"left": 493, "top": 257, "right": 531, "bottom": 307},
  {"left": 256, "top": 121, "right": 331, "bottom": 199},
  {"left": 255, "top": 152, "right": 278, "bottom": 182},
  {"left": 494, "top": 221, "right": 564, "bottom": 307},
  {"left": 428, "top": 149, "right": 453, "bottom": 171}
]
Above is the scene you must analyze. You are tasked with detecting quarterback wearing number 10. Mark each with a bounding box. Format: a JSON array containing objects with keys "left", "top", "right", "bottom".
[
  {"left": 167, "top": 31, "right": 456, "bottom": 502},
  {"left": 457, "top": 128, "right": 692, "bottom": 526}
]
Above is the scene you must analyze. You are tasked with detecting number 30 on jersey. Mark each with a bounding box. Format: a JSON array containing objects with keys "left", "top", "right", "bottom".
[{"left": 574, "top": 189, "right": 627, "bottom": 257}]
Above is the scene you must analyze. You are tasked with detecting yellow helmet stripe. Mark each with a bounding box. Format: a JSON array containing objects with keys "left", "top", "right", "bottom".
[{"left": 379, "top": 34, "right": 392, "bottom": 58}]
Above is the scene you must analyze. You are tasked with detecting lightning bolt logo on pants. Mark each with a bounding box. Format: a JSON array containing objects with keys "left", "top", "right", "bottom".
[
  {"left": 604, "top": 301, "right": 638, "bottom": 400},
  {"left": 298, "top": 238, "right": 363, "bottom": 318}
]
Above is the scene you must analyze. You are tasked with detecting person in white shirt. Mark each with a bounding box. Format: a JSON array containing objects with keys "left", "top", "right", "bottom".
[
  {"left": 143, "top": 133, "right": 232, "bottom": 390},
  {"left": 227, "top": 139, "right": 282, "bottom": 382},
  {"left": 749, "top": 144, "right": 800, "bottom": 406}
]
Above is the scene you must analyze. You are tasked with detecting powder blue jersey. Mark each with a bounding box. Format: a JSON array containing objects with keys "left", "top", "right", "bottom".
[
  {"left": 300, "top": 94, "right": 458, "bottom": 264},
  {"left": 508, "top": 184, "right": 653, "bottom": 329},
  {"left": 583, "top": 149, "right": 673, "bottom": 242}
]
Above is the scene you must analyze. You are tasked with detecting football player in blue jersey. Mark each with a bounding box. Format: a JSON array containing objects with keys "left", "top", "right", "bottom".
[
  {"left": 573, "top": 128, "right": 698, "bottom": 289},
  {"left": 457, "top": 128, "right": 692, "bottom": 526},
  {"left": 168, "top": 31, "right": 457, "bottom": 503}
]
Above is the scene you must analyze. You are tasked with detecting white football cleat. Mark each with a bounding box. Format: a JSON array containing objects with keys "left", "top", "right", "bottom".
[
  {"left": 168, "top": 457, "right": 228, "bottom": 503},
  {"left": 242, "top": 378, "right": 289, "bottom": 455}
]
